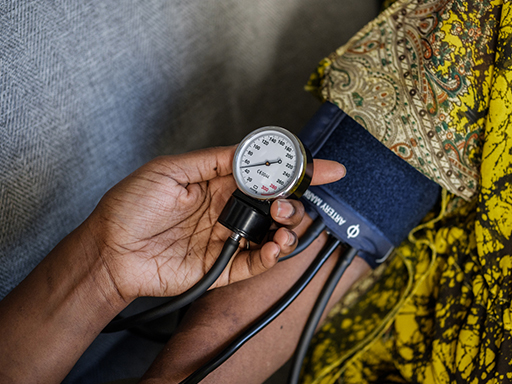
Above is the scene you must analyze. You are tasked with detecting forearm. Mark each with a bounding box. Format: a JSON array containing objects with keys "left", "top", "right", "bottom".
[
  {"left": 140, "top": 218, "right": 370, "bottom": 383},
  {"left": 0, "top": 221, "right": 126, "bottom": 383}
]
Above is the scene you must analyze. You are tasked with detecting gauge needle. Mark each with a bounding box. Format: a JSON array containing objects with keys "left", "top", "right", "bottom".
[{"left": 241, "top": 158, "right": 282, "bottom": 168}]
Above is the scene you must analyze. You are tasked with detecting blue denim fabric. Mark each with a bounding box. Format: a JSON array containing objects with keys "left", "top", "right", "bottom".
[{"left": 0, "top": 1, "right": 377, "bottom": 382}]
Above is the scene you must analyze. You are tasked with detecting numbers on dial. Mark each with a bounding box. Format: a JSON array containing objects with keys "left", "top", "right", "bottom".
[{"left": 238, "top": 131, "right": 297, "bottom": 198}]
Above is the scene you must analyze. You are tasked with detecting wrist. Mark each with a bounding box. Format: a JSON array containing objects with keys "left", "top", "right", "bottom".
[{"left": 79, "top": 216, "right": 132, "bottom": 311}]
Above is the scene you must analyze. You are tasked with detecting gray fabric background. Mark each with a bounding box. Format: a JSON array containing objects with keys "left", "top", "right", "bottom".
[{"left": 0, "top": 1, "right": 378, "bottom": 382}]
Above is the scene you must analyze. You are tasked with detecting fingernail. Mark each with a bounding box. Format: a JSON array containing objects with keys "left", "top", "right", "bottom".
[
  {"left": 287, "top": 230, "right": 297, "bottom": 246},
  {"left": 273, "top": 245, "right": 281, "bottom": 259},
  {"left": 277, "top": 200, "right": 295, "bottom": 219},
  {"left": 339, "top": 164, "right": 347, "bottom": 178}
]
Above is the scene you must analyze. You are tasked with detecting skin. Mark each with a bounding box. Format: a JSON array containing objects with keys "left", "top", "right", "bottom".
[
  {"left": 139, "top": 216, "right": 371, "bottom": 384},
  {"left": 0, "top": 145, "right": 346, "bottom": 384}
]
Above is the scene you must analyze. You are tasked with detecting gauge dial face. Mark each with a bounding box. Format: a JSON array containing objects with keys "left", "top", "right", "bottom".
[{"left": 233, "top": 127, "right": 305, "bottom": 200}]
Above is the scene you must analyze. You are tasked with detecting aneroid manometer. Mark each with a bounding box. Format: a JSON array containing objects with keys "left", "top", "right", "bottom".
[{"left": 218, "top": 127, "right": 313, "bottom": 244}]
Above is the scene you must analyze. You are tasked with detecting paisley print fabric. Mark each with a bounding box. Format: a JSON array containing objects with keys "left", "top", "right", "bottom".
[
  {"left": 302, "top": 1, "right": 512, "bottom": 383},
  {"left": 307, "top": 0, "right": 500, "bottom": 201}
]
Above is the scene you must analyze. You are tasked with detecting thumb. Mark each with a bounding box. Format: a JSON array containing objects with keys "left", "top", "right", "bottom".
[
  {"left": 311, "top": 159, "right": 346, "bottom": 186},
  {"left": 158, "top": 146, "right": 237, "bottom": 185}
]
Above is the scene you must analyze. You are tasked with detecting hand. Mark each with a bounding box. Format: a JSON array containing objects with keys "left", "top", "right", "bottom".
[{"left": 85, "top": 146, "right": 345, "bottom": 303}]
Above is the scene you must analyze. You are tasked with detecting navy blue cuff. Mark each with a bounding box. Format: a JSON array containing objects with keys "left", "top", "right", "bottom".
[{"left": 299, "top": 102, "right": 440, "bottom": 268}]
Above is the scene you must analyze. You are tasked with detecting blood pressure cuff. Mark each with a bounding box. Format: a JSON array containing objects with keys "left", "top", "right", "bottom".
[{"left": 299, "top": 102, "right": 440, "bottom": 268}]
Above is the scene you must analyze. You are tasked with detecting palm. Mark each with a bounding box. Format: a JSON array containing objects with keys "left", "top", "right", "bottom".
[{"left": 94, "top": 159, "right": 238, "bottom": 300}]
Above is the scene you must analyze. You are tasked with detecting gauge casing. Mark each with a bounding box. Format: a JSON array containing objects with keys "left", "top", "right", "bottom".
[
  {"left": 219, "top": 126, "right": 313, "bottom": 243},
  {"left": 233, "top": 126, "right": 313, "bottom": 201}
]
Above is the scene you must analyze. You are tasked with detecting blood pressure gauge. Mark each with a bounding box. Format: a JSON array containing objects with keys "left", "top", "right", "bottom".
[
  {"left": 233, "top": 127, "right": 313, "bottom": 200},
  {"left": 219, "top": 127, "right": 313, "bottom": 244}
]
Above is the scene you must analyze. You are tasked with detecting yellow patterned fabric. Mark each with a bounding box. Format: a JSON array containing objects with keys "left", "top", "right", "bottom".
[{"left": 302, "top": 1, "right": 512, "bottom": 383}]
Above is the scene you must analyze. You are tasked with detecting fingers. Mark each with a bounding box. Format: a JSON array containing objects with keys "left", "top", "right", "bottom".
[
  {"left": 270, "top": 199, "right": 305, "bottom": 229},
  {"left": 311, "top": 159, "right": 346, "bottom": 186},
  {"left": 153, "top": 147, "right": 344, "bottom": 190},
  {"left": 272, "top": 227, "right": 299, "bottom": 255},
  {"left": 218, "top": 162, "right": 345, "bottom": 285},
  {"left": 157, "top": 146, "right": 237, "bottom": 185},
  {"left": 227, "top": 227, "right": 298, "bottom": 283},
  {"left": 227, "top": 242, "right": 279, "bottom": 284}
]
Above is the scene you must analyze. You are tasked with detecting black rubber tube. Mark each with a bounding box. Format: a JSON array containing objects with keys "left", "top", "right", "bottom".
[
  {"left": 287, "top": 246, "right": 358, "bottom": 384},
  {"left": 179, "top": 235, "right": 341, "bottom": 384},
  {"left": 102, "top": 236, "right": 240, "bottom": 333}
]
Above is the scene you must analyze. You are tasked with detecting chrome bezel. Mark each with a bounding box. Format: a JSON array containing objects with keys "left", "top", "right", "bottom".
[{"left": 233, "top": 126, "right": 307, "bottom": 201}]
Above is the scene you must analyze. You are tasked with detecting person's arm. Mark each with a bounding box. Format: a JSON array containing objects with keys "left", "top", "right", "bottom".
[
  {"left": 0, "top": 146, "right": 345, "bottom": 383},
  {"left": 0, "top": 222, "right": 126, "bottom": 383},
  {"left": 140, "top": 215, "right": 371, "bottom": 384}
]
